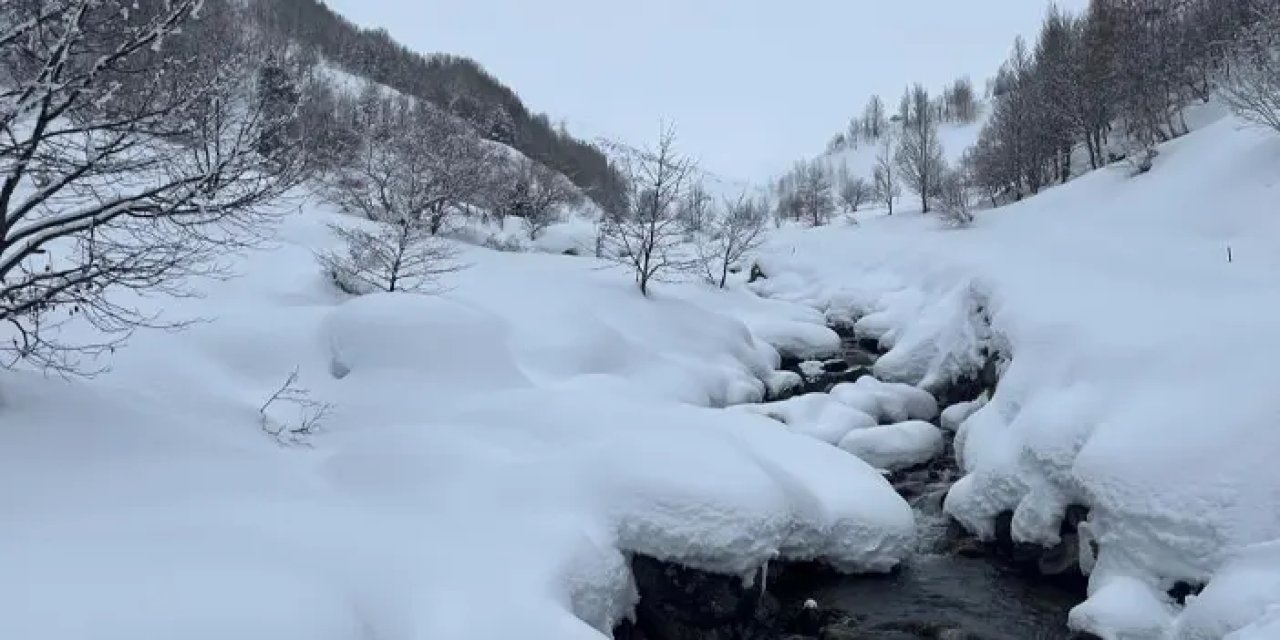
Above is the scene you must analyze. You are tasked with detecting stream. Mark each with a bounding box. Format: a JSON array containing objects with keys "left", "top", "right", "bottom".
[
  {"left": 616, "top": 334, "right": 1087, "bottom": 640},
  {"left": 768, "top": 338, "right": 1084, "bottom": 640}
]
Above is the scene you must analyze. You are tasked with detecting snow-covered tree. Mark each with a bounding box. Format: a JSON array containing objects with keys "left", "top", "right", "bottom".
[
  {"left": 794, "top": 161, "right": 835, "bottom": 226},
  {"left": 696, "top": 195, "right": 767, "bottom": 289},
  {"left": 325, "top": 89, "right": 498, "bottom": 236},
  {"left": 1222, "top": 6, "right": 1280, "bottom": 135},
  {"left": 932, "top": 166, "right": 975, "bottom": 227},
  {"left": 0, "top": 0, "right": 305, "bottom": 374},
  {"left": 836, "top": 169, "right": 872, "bottom": 214},
  {"left": 600, "top": 125, "right": 696, "bottom": 296},
  {"left": 678, "top": 181, "right": 714, "bottom": 235},
  {"left": 491, "top": 157, "right": 581, "bottom": 240},
  {"left": 318, "top": 217, "right": 461, "bottom": 294}
]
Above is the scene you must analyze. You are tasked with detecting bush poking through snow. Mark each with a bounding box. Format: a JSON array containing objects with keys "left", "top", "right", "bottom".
[
  {"left": 319, "top": 218, "right": 463, "bottom": 294},
  {"left": 695, "top": 195, "right": 768, "bottom": 289},
  {"left": 259, "top": 367, "right": 333, "bottom": 446}
]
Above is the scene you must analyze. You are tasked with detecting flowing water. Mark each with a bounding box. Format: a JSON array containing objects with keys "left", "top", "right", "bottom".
[{"left": 777, "top": 340, "right": 1083, "bottom": 640}]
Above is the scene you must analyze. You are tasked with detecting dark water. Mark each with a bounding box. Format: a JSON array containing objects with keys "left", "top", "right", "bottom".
[
  {"left": 800, "top": 554, "right": 1078, "bottom": 640},
  {"left": 781, "top": 490, "right": 1080, "bottom": 639},
  {"left": 790, "top": 337, "right": 1082, "bottom": 639}
]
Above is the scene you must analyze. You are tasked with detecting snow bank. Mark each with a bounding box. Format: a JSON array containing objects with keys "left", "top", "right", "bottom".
[
  {"left": 754, "top": 107, "right": 1280, "bottom": 636},
  {"left": 0, "top": 203, "right": 915, "bottom": 639}
]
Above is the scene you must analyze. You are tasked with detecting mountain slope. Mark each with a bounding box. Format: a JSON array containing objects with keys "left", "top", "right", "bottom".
[{"left": 249, "top": 0, "right": 625, "bottom": 209}]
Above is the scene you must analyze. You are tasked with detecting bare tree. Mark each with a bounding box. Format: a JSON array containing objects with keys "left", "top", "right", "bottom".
[
  {"left": 0, "top": 0, "right": 305, "bottom": 375},
  {"left": 897, "top": 85, "right": 947, "bottom": 213},
  {"left": 932, "top": 166, "right": 975, "bottom": 227},
  {"left": 794, "top": 160, "right": 835, "bottom": 226},
  {"left": 873, "top": 133, "right": 902, "bottom": 215},
  {"left": 1222, "top": 6, "right": 1280, "bottom": 134},
  {"left": 600, "top": 125, "right": 696, "bottom": 296},
  {"left": 863, "top": 95, "right": 887, "bottom": 140},
  {"left": 696, "top": 194, "right": 767, "bottom": 289},
  {"left": 837, "top": 172, "right": 872, "bottom": 214},
  {"left": 678, "top": 181, "right": 714, "bottom": 235},
  {"left": 327, "top": 87, "right": 498, "bottom": 236},
  {"left": 318, "top": 217, "right": 461, "bottom": 295},
  {"left": 492, "top": 156, "right": 581, "bottom": 240}
]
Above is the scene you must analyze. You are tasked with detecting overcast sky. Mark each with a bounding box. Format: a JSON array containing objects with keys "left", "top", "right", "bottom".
[{"left": 327, "top": 0, "right": 1087, "bottom": 183}]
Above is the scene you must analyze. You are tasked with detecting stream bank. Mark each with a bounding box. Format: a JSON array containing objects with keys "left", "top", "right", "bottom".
[{"left": 615, "top": 331, "right": 1090, "bottom": 640}]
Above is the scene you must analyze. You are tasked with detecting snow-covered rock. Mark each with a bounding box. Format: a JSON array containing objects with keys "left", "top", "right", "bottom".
[
  {"left": 940, "top": 396, "right": 986, "bottom": 432},
  {"left": 829, "top": 376, "right": 938, "bottom": 423},
  {"left": 734, "top": 393, "right": 878, "bottom": 445},
  {"left": 837, "top": 421, "right": 945, "bottom": 472}
]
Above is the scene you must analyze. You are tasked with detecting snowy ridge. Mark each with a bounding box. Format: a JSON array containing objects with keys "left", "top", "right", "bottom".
[
  {"left": 753, "top": 103, "right": 1280, "bottom": 638},
  {"left": 0, "top": 201, "right": 914, "bottom": 639}
]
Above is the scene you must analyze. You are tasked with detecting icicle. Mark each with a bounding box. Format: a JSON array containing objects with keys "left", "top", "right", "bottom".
[{"left": 759, "top": 557, "right": 769, "bottom": 600}]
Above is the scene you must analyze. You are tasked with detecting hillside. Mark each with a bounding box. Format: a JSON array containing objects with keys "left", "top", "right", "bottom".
[
  {"left": 248, "top": 0, "right": 625, "bottom": 209},
  {"left": 756, "top": 101, "right": 1280, "bottom": 639},
  {"left": 6, "top": 2, "right": 1280, "bottom": 640}
]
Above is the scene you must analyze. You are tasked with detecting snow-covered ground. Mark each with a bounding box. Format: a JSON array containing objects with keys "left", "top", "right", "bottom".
[
  {"left": 753, "top": 102, "right": 1280, "bottom": 638},
  {"left": 0, "top": 197, "right": 917, "bottom": 639}
]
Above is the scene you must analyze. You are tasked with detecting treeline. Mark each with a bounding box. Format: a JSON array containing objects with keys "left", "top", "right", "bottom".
[
  {"left": 828, "top": 77, "right": 980, "bottom": 153},
  {"left": 969, "top": 0, "right": 1272, "bottom": 203},
  {"left": 248, "top": 0, "right": 626, "bottom": 209},
  {"left": 782, "top": 0, "right": 1280, "bottom": 228}
]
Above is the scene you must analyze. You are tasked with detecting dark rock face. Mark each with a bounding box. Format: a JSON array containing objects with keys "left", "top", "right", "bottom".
[
  {"left": 749, "top": 263, "right": 767, "bottom": 283},
  {"left": 620, "top": 554, "right": 780, "bottom": 640}
]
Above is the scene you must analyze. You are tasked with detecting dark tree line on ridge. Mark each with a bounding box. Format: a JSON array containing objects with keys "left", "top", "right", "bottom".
[{"left": 248, "top": 0, "right": 626, "bottom": 211}]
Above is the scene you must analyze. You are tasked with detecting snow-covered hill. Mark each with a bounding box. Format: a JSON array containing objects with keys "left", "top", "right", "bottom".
[
  {"left": 0, "top": 192, "right": 920, "bottom": 639},
  {"left": 752, "top": 102, "right": 1280, "bottom": 639}
]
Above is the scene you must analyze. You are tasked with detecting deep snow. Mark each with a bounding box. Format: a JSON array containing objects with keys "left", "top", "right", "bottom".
[
  {"left": 0, "top": 200, "right": 915, "bottom": 639},
  {"left": 753, "top": 103, "right": 1280, "bottom": 638}
]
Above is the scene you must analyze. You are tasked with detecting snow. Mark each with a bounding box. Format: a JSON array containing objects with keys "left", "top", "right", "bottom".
[
  {"left": 940, "top": 395, "right": 985, "bottom": 432},
  {"left": 764, "top": 370, "right": 803, "bottom": 398},
  {"left": 829, "top": 376, "right": 939, "bottom": 424},
  {"left": 0, "top": 197, "right": 916, "bottom": 639},
  {"left": 1171, "top": 542, "right": 1280, "bottom": 640},
  {"left": 750, "top": 103, "right": 1280, "bottom": 637},
  {"left": 734, "top": 393, "right": 879, "bottom": 445},
  {"left": 838, "top": 421, "right": 945, "bottom": 472}
]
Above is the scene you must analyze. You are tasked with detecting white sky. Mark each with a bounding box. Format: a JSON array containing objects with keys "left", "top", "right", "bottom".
[{"left": 327, "top": 0, "right": 1088, "bottom": 183}]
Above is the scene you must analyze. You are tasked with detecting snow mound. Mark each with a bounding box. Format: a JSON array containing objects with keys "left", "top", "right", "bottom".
[
  {"left": 321, "top": 293, "right": 529, "bottom": 390},
  {"left": 1171, "top": 541, "right": 1280, "bottom": 640},
  {"left": 733, "top": 393, "right": 878, "bottom": 445},
  {"left": 829, "top": 376, "right": 939, "bottom": 423},
  {"left": 838, "top": 421, "right": 945, "bottom": 472},
  {"left": 1067, "top": 575, "right": 1175, "bottom": 640},
  {"left": 940, "top": 395, "right": 986, "bottom": 432}
]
